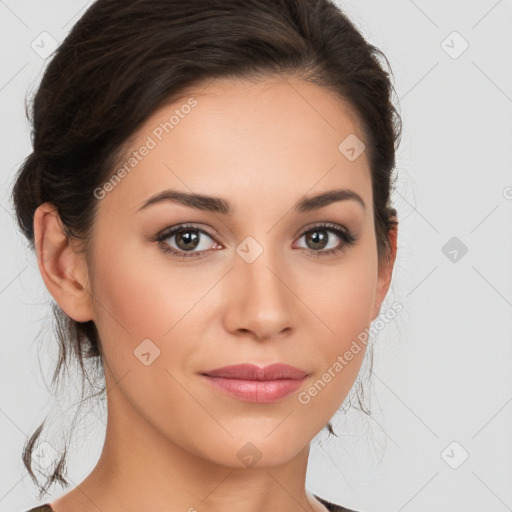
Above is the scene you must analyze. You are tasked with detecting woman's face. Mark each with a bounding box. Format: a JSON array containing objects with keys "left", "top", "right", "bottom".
[{"left": 83, "top": 75, "right": 394, "bottom": 467}]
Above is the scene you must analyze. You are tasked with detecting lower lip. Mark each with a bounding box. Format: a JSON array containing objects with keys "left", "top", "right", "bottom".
[{"left": 201, "top": 375, "right": 308, "bottom": 403}]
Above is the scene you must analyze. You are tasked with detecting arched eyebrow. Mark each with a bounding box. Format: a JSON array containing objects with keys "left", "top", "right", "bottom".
[
  {"left": 136, "top": 188, "right": 366, "bottom": 214},
  {"left": 294, "top": 189, "right": 365, "bottom": 212}
]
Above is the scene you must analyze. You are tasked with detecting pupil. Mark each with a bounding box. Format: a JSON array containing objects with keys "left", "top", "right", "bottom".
[{"left": 177, "top": 231, "right": 199, "bottom": 250}]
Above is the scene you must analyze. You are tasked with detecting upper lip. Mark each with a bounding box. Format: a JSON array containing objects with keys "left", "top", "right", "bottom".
[{"left": 201, "top": 363, "right": 309, "bottom": 380}]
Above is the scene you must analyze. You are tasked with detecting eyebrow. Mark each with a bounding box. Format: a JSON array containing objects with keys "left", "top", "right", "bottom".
[{"left": 136, "top": 187, "right": 366, "bottom": 214}]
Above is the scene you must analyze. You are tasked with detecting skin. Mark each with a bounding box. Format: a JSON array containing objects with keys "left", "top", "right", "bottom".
[{"left": 34, "top": 75, "right": 397, "bottom": 512}]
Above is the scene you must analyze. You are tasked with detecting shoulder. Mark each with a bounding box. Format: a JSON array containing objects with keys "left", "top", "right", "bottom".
[
  {"left": 23, "top": 499, "right": 357, "bottom": 512},
  {"left": 21, "top": 505, "right": 53, "bottom": 512},
  {"left": 314, "top": 494, "right": 360, "bottom": 512}
]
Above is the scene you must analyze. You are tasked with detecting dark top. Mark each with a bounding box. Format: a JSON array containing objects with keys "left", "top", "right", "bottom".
[{"left": 23, "top": 494, "right": 358, "bottom": 512}]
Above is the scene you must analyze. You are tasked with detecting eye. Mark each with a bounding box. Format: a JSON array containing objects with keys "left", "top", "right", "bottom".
[
  {"left": 153, "top": 222, "right": 357, "bottom": 260},
  {"left": 294, "top": 222, "right": 357, "bottom": 258},
  {"left": 154, "top": 224, "right": 221, "bottom": 259}
]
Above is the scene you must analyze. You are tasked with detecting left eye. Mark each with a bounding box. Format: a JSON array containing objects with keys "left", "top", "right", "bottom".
[{"left": 295, "top": 227, "right": 343, "bottom": 251}]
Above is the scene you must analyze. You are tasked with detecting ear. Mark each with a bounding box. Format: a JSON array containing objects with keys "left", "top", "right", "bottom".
[
  {"left": 33, "top": 202, "right": 94, "bottom": 322},
  {"left": 370, "top": 219, "right": 398, "bottom": 322}
]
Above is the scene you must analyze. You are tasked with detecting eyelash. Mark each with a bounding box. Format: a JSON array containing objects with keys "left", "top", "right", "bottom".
[{"left": 153, "top": 222, "right": 358, "bottom": 260}]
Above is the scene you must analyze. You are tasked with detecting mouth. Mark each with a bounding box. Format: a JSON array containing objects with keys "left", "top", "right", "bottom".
[{"left": 200, "top": 363, "right": 310, "bottom": 403}]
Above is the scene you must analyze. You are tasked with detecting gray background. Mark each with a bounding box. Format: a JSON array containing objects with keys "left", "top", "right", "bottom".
[{"left": 1, "top": 1, "right": 511, "bottom": 511}]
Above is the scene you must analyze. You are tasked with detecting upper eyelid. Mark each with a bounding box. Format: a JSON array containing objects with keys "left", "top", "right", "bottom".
[{"left": 157, "top": 224, "right": 217, "bottom": 241}]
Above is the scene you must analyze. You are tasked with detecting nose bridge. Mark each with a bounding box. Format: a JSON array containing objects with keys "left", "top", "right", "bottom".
[
  {"left": 237, "top": 234, "right": 287, "bottom": 300},
  {"left": 227, "top": 233, "right": 295, "bottom": 338}
]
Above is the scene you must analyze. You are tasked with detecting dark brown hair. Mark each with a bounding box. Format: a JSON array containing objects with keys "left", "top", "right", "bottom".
[{"left": 11, "top": 0, "right": 401, "bottom": 497}]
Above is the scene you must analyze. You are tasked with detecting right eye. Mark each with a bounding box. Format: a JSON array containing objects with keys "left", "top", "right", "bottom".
[{"left": 155, "top": 223, "right": 223, "bottom": 259}]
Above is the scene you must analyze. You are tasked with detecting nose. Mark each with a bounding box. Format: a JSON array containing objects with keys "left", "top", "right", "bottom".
[{"left": 222, "top": 245, "right": 296, "bottom": 341}]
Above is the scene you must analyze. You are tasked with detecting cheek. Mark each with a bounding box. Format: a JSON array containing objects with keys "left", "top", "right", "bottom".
[
  {"left": 87, "top": 238, "right": 207, "bottom": 422},
  {"left": 294, "top": 248, "right": 377, "bottom": 416},
  {"left": 303, "top": 246, "right": 377, "bottom": 344},
  {"left": 87, "top": 234, "right": 223, "bottom": 396},
  {"left": 90, "top": 250, "right": 163, "bottom": 342},
  {"left": 90, "top": 236, "right": 212, "bottom": 342}
]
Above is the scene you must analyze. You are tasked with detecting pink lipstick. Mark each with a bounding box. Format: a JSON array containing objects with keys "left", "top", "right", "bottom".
[{"left": 200, "top": 363, "right": 309, "bottom": 403}]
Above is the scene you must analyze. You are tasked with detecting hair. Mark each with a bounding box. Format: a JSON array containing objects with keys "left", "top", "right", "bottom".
[{"left": 11, "top": 0, "right": 401, "bottom": 498}]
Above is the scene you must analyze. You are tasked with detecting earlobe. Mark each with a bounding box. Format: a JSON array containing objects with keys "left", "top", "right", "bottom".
[
  {"left": 33, "top": 203, "right": 94, "bottom": 322},
  {"left": 371, "top": 221, "right": 398, "bottom": 322}
]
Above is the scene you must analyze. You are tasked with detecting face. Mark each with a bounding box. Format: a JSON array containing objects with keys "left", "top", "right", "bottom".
[{"left": 76, "top": 75, "right": 393, "bottom": 468}]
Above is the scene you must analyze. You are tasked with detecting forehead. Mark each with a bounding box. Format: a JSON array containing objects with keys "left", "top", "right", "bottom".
[{"left": 101, "top": 75, "right": 371, "bottom": 216}]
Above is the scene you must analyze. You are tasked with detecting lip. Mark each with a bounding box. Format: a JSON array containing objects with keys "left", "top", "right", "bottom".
[{"left": 200, "top": 363, "right": 310, "bottom": 403}]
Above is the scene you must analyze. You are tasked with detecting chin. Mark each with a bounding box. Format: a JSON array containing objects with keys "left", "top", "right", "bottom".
[{"left": 210, "top": 434, "right": 307, "bottom": 469}]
